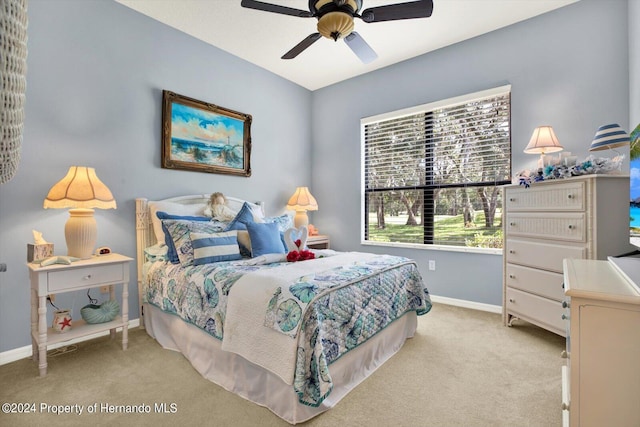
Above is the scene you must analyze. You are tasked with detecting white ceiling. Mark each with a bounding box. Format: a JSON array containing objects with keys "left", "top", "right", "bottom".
[{"left": 115, "top": 0, "right": 578, "bottom": 91}]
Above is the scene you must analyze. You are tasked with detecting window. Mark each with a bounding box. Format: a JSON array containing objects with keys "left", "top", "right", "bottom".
[{"left": 361, "top": 86, "right": 511, "bottom": 250}]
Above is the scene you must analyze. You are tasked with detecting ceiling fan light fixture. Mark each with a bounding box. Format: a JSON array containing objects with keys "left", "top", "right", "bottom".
[{"left": 317, "top": 11, "right": 355, "bottom": 40}]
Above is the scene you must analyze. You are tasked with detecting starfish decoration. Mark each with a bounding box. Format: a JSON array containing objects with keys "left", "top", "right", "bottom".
[{"left": 58, "top": 317, "right": 72, "bottom": 330}]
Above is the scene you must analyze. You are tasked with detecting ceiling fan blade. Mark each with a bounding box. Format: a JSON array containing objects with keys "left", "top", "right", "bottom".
[
  {"left": 344, "top": 32, "right": 378, "bottom": 64},
  {"left": 241, "top": 0, "right": 313, "bottom": 18},
  {"left": 360, "top": 0, "right": 433, "bottom": 23},
  {"left": 282, "top": 33, "right": 322, "bottom": 59}
]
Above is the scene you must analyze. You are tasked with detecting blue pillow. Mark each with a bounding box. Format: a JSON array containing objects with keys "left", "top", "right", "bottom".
[
  {"left": 245, "top": 222, "right": 286, "bottom": 257},
  {"left": 162, "top": 219, "right": 228, "bottom": 266},
  {"left": 225, "top": 202, "right": 255, "bottom": 231},
  {"left": 191, "top": 231, "right": 242, "bottom": 265},
  {"left": 157, "top": 211, "right": 210, "bottom": 263}
]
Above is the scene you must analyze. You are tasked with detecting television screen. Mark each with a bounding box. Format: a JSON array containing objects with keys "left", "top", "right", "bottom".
[{"left": 630, "top": 124, "right": 640, "bottom": 248}]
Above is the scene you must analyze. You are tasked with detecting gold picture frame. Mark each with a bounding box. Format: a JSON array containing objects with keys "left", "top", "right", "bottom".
[{"left": 161, "top": 90, "right": 252, "bottom": 177}]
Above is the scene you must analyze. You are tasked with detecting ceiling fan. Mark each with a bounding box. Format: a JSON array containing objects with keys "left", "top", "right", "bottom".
[{"left": 240, "top": 0, "right": 434, "bottom": 64}]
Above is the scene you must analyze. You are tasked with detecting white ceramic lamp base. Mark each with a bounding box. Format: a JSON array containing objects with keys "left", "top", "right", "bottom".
[
  {"left": 65, "top": 208, "right": 96, "bottom": 259},
  {"left": 293, "top": 210, "right": 309, "bottom": 229}
]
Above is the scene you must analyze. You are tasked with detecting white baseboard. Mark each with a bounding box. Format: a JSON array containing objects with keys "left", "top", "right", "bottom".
[
  {"left": 1, "top": 297, "right": 500, "bottom": 366},
  {"left": 0, "top": 318, "right": 140, "bottom": 366},
  {"left": 430, "top": 295, "right": 502, "bottom": 314}
]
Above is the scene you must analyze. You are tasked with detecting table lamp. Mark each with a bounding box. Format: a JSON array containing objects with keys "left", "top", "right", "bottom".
[
  {"left": 524, "top": 126, "right": 563, "bottom": 168},
  {"left": 589, "top": 123, "right": 630, "bottom": 152},
  {"left": 286, "top": 186, "right": 318, "bottom": 228},
  {"left": 43, "top": 166, "right": 116, "bottom": 259}
]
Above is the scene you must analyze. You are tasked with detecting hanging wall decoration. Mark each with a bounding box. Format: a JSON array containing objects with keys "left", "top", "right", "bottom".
[{"left": 0, "top": 0, "right": 28, "bottom": 184}]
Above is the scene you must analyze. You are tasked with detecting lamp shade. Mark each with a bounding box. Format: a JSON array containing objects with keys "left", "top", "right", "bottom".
[
  {"left": 286, "top": 187, "right": 318, "bottom": 212},
  {"left": 524, "top": 126, "right": 564, "bottom": 154},
  {"left": 589, "top": 123, "right": 630, "bottom": 151},
  {"left": 286, "top": 187, "right": 318, "bottom": 228},
  {"left": 44, "top": 166, "right": 116, "bottom": 209}
]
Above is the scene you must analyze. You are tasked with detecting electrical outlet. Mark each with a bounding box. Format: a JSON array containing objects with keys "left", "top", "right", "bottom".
[
  {"left": 48, "top": 294, "right": 55, "bottom": 303},
  {"left": 428, "top": 260, "right": 436, "bottom": 271},
  {"left": 100, "top": 286, "right": 110, "bottom": 294}
]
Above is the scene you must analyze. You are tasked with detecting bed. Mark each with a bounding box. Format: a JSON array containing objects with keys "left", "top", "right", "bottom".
[{"left": 135, "top": 194, "right": 432, "bottom": 424}]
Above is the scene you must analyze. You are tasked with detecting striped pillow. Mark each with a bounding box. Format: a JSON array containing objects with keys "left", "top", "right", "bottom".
[{"left": 191, "top": 231, "right": 242, "bottom": 265}]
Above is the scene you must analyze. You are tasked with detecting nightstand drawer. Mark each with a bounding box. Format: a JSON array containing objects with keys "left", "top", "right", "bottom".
[
  {"left": 47, "top": 264, "right": 124, "bottom": 292},
  {"left": 505, "top": 181, "right": 585, "bottom": 212}
]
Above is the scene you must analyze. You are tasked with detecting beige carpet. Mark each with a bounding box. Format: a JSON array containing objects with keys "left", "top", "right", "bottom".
[{"left": 0, "top": 304, "right": 565, "bottom": 426}]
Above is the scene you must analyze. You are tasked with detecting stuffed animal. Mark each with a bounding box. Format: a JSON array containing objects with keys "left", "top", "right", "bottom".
[{"left": 204, "top": 192, "right": 237, "bottom": 221}]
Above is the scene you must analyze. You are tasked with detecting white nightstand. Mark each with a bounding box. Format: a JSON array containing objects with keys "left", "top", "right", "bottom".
[
  {"left": 307, "top": 235, "right": 330, "bottom": 249},
  {"left": 28, "top": 253, "right": 133, "bottom": 376}
]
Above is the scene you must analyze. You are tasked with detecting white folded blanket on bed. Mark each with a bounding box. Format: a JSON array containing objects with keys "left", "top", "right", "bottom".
[{"left": 221, "top": 251, "right": 377, "bottom": 385}]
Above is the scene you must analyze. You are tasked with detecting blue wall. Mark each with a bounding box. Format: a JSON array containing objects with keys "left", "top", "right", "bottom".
[
  {"left": 311, "top": 0, "right": 629, "bottom": 304},
  {"left": 0, "top": 0, "right": 312, "bottom": 353},
  {"left": 0, "top": 0, "right": 632, "bottom": 353}
]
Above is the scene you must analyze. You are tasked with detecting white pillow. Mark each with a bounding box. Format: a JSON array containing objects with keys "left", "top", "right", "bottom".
[
  {"left": 148, "top": 201, "right": 206, "bottom": 245},
  {"left": 224, "top": 198, "right": 265, "bottom": 221}
]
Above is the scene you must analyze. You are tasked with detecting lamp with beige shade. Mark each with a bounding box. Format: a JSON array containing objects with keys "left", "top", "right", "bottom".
[
  {"left": 43, "top": 166, "right": 116, "bottom": 259},
  {"left": 286, "top": 186, "right": 318, "bottom": 228},
  {"left": 524, "top": 125, "right": 563, "bottom": 168}
]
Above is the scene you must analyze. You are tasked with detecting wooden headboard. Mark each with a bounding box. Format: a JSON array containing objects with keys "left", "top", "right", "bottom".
[{"left": 135, "top": 195, "right": 264, "bottom": 327}]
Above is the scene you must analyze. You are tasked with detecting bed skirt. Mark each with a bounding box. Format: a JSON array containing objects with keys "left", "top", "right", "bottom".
[{"left": 143, "top": 303, "right": 418, "bottom": 424}]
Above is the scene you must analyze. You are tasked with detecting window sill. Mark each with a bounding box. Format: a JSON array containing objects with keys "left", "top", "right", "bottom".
[{"left": 360, "top": 240, "right": 502, "bottom": 255}]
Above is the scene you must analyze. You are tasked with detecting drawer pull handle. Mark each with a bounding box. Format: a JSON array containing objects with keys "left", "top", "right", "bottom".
[
  {"left": 509, "top": 250, "right": 515, "bottom": 254},
  {"left": 83, "top": 274, "right": 92, "bottom": 280},
  {"left": 561, "top": 402, "right": 570, "bottom": 411},
  {"left": 510, "top": 222, "right": 516, "bottom": 226},
  {"left": 509, "top": 298, "right": 515, "bottom": 303},
  {"left": 509, "top": 274, "right": 515, "bottom": 279},
  {"left": 562, "top": 314, "right": 570, "bottom": 320},
  {"left": 509, "top": 198, "right": 515, "bottom": 202},
  {"left": 561, "top": 350, "right": 568, "bottom": 358},
  {"left": 567, "top": 194, "right": 573, "bottom": 199},
  {"left": 562, "top": 301, "right": 569, "bottom": 308},
  {"left": 568, "top": 225, "right": 574, "bottom": 230}
]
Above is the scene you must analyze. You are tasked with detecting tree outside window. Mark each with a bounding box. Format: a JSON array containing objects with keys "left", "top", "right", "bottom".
[{"left": 362, "top": 86, "right": 511, "bottom": 250}]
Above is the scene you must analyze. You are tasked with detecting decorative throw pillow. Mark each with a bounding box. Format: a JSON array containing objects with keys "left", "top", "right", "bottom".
[
  {"left": 245, "top": 221, "right": 286, "bottom": 257},
  {"left": 191, "top": 231, "right": 241, "bottom": 265},
  {"left": 225, "top": 202, "right": 256, "bottom": 231},
  {"left": 236, "top": 230, "right": 252, "bottom": 257},
  {"left": 156, "top": 211, "right": 211, "bottom": 264},
  {"left": 263, "top": 213, "right": 294, "bottom": 232},
  {"left": 162, "top": 219, "right": 227, "bottom": 266},
  {"left": 148, "top": 201, "right": 205, "bottom": 245}
]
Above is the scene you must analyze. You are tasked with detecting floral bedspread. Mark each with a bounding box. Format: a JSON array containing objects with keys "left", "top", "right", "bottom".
[{"left": 144, "top": 253, "right": 431, "bottom": 407}]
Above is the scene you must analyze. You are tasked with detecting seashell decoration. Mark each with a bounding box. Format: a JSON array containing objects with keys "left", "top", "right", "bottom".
[{"left": 80, "top": 300, "right": 120, "bottom": 324}]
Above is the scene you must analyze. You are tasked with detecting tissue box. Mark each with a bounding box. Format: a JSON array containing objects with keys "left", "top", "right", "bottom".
[{"left": 27, "top": 243, "right": 54, "bottom": 262}]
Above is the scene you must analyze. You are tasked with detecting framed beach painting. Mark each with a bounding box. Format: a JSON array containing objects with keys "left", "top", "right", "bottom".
[{"left": 161, "top": 90, "right": 252, "bottom": 176}]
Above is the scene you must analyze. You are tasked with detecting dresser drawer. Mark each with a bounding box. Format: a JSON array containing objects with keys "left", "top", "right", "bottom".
[
  {"left": 47, "top": 264, "right": 124, "bottom": 292},
  {"left": 505, "top": 263, "right": 565, "bottom": 301},
  {"left": 506, "top": 287, "right": 566, "bottom": 334},
  {"left": 506, "top": 212, "right": 586, "bottom": 242},
  {"left": 506, "top": 239, "right": 587, "bottom": 273},
  {"left": 505, "top": 181, "right": 586, "bottom": 212}
]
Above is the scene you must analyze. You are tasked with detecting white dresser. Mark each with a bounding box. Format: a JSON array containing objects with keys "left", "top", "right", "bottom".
[
  {"left": 503, "top": 175, "right": 630, "bottom": 336},
  {"left": 562, "top": 258, "right": 640, "bottom": 427}
]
